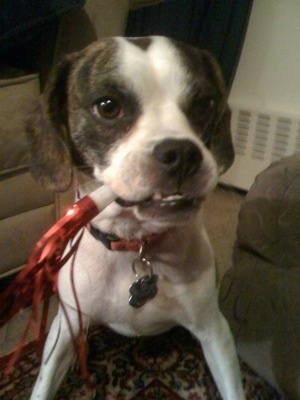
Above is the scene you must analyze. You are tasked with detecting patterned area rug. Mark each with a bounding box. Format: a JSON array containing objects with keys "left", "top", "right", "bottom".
[{"left": 0, "top": 326, "right": 286, "bottom": 399}]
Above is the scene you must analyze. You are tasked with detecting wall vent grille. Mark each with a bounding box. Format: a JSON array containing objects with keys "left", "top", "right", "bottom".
[
  {"left": 220, "top": 106, "right": 300, "bottom": 190},
  {"left": 296, "top": 121, "right": 300, "bottom": 154}
]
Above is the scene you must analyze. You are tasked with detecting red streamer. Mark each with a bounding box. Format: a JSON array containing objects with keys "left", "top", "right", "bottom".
[{"left": 0, "top": 195, "right": 99, "bottom": 381}]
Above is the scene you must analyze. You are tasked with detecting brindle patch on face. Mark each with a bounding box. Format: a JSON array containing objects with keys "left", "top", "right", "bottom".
[
  {"left": 66, "top": 39, "right": 143, "bottom": 171},
  {"left": 171, "top": 40, "right": 227, "bottom": 146},
  {"left": 125, "top": 37, "right": 153, "bottom": 51}
]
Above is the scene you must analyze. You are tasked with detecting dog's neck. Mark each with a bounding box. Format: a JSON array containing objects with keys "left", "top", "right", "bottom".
[
  {"left": 74, "top": 175, "right": 172, "bottom": 242},
  {"left": 74, "top": 175, "right": 203, "bottom": 254},
  {"left": 87, "top": 223, "right": 168, "bottom": 252}
]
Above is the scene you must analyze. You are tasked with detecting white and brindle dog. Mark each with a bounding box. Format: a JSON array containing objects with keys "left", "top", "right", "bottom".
[{"left": 26, "top": 36, "right": 245, "bottom": 400}]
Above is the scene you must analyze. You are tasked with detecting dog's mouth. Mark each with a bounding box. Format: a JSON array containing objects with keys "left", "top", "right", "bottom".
[{"left": 116, "top": 193, "right": 203, "bottom": 215}]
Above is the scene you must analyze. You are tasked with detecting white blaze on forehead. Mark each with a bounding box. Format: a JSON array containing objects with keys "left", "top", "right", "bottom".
[
  {"left": 115, "top": 37, "right": 190, "bottom": 106},
  {"left": 109, "top": 37, "right": 202, "bottom": 150},
  {"left": 100, "top": 37, "right": 218, "bottom": 201}
]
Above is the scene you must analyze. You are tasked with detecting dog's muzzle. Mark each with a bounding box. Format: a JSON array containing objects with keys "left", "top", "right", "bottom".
[{"left": 116, "top": 138, "right": 204, "bottom": 216}]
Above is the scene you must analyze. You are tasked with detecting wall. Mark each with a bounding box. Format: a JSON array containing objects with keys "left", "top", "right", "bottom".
[
  {"left": 229, "top": 0, "right": 300, "bottom": 116},
  {"left": 221, "top": 0, "right": 300, "bottom": 190}
]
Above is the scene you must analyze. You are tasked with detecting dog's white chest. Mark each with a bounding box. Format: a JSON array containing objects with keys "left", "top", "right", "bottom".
[
  {"left": 92, "top": 265, "right": 190, "bottom": 336},
  {"left": 58, "top": 233, "right": 213, "bottom": 338},
  {"left": 106, "top": 292, "right": 182, "bottom": 337}
]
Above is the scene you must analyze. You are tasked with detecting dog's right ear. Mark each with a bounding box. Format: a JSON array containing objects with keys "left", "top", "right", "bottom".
[{"left": 26, "top": 56, "right": 75, "bottom": 191}]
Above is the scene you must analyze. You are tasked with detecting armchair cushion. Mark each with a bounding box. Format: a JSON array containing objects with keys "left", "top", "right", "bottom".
[
  {"left": 219, "top": 155, "right": 300, "bottom": 398},
  {"left": 0, "top": 74, "right": 57, "bottom": 277}
]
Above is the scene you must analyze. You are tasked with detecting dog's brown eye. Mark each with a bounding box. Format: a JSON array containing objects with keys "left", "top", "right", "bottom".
[
  {"left": 200, "top": 97, "right": 215, "bottom": 114},
  {"left": 93, "top": 98, "right": 122, "bottom": 119}
]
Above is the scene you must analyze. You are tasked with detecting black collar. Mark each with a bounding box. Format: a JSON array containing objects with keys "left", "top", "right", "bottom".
[
  {"left": 88, "top": 224, "right": 121, "bottom": 250},
  {"left": 87, "top": 224, "right": 167, "bottom": 252}
]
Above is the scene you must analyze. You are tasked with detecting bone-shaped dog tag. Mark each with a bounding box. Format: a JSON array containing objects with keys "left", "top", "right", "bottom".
[
  {"left": 129, "top": 245, "right": 158, "bottom": 308},
  {"left": 129, "top": 274, "right": 158, "bottom": 308}
]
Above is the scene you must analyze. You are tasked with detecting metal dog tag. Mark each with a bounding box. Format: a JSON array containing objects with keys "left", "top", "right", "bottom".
[
  {"left": 129, "top": 242, "right": 158, "bottom": 308},
  {"left": 129, "top": 274, "right": 158, "bottom": 308}
]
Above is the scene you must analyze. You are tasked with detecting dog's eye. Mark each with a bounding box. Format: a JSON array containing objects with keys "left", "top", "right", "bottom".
[
  {"left": 199, "top": 96, "right": 215, "bottom": 114},
  {"left": 188, "top": 96, "right": 216, "bottom": 123},
  {"left": 93, "top": 97, "right": 123, "bottom": 119}
]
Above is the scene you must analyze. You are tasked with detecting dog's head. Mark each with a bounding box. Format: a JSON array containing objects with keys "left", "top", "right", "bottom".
[{"left": 27, "top": 36, "right": 233, "bottom": 224}]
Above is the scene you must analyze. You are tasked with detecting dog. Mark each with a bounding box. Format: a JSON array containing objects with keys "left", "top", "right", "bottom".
[{"left": 26, "top": 36, "right": 245, "bottom": 400}]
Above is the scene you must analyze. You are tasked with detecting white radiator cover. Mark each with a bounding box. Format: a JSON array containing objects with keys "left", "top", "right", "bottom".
[{"left": 220, "top": 103, "right": 300, "bottom": 190}]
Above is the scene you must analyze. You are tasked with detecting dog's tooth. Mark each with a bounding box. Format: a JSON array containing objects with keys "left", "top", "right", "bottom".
[
  {"left": 163, "top": 194, "right": 184, "bottom": 201},
  {"left": 153, "top": 192, "right": 163, "bottom": 200}
]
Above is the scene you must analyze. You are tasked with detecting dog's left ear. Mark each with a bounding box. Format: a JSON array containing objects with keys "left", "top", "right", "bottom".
[
  {"left": 26, "top": 56, "right": 75, "bottom": 191},
  {"left": 200, "top": 51, "right": 234, "bottom": 174},
  {"left": 210, "top": 105, "right": 234, "bottom": 174}
]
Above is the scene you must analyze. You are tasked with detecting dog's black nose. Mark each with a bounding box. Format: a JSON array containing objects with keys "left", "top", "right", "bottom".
[{"left": 153, "top": 139, "right": 202, "bottom": 182}]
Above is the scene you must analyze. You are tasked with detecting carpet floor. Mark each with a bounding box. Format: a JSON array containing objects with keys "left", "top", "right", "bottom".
[{"left": 0, "top": 325, "right": 287, "bottom": 400}]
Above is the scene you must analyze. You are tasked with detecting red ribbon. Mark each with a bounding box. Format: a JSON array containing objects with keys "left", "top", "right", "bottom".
[{"left": 0, "top": 195, "right": 99, "bottom": 380}]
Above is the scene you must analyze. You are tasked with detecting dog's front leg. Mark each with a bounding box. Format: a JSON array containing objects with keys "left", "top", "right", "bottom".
[
  {"left": 30, "top": 308, "right": 80, "bottom": 400},
  {"left": 191, "top": 300, "right": 245, "bottom": 400}
]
